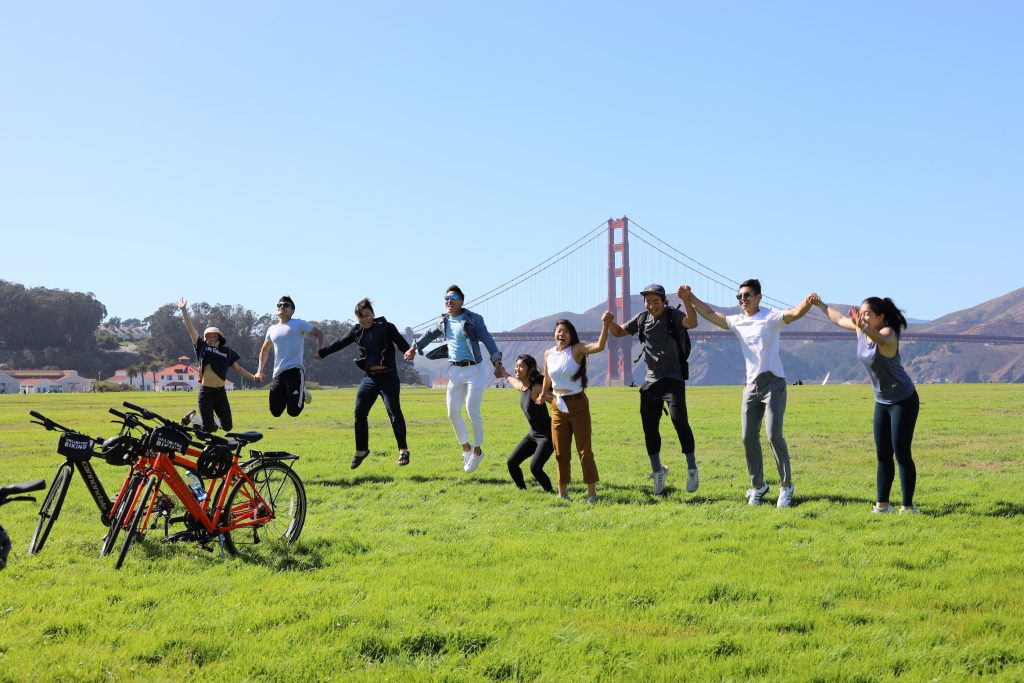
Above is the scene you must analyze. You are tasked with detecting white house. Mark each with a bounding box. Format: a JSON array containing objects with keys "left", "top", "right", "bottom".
[{"left": 0, "top": 373, "right": 19, "bottom": 395}]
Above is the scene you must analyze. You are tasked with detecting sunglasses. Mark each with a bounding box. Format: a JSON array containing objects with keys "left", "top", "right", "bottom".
[
  {"left": 444, "top": 295, "right": 460, "bottom": 301},
  {"left": 736, "top": 292, "right": 757, "bottom": 301},
  {"left": 276, "top": 302, "right": 292, "bottom": 308}
]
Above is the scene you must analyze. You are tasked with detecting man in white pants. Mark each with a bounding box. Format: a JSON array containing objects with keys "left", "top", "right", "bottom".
[
  {"left": 405, "top": 285, "right": 504, "bottom": 473},
  {"left": 686, "top": 279, "right": 818, "bottom": 508}
]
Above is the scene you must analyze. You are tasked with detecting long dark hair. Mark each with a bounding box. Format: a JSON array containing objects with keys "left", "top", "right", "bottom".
[
  {"left": 515, "top": 353, "right": 544, "bottom": 386},
  {"left": 553, "top": 319, "right": 588, "bottom": 389},
  {"left": 863, "top": 297, "right": 908, "bottom": 339}
]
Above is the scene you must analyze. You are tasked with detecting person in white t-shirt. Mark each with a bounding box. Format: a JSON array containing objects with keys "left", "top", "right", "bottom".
[
  {"left": 686, "top": 279, "right": 818, "bottom": 508},
  {"left": 255, "top": 295, "right": 323, "bottom": 418}
]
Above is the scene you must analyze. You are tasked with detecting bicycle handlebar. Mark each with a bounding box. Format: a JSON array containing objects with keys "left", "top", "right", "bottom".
[{"left": 0, "top": 480, "right": 46, "bottom": 505}]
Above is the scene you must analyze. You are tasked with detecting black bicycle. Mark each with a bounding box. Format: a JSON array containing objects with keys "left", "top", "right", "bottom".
[
  {"left": 26, "top": 410, "right": 132, "bottom": 555},
  {"left": 1, "top": 480, "right": 46, "bottom": 570}
]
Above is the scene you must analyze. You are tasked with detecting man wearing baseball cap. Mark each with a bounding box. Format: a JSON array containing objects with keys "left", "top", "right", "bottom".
[
  {"left": 176, "top": 297, "right": 259, "bottom": 432},
  {"left": 607, "top": 283, "right": 699, "bottom": 496}
]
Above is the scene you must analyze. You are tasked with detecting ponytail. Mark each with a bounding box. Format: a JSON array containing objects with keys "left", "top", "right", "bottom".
[{"left": 863, "top": 297, "right": 908, "bottom": 339}]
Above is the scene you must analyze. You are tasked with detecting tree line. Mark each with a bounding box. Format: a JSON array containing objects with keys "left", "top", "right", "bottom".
[{"left": 0, "top": 280, "right": 420, "bottom": 387}]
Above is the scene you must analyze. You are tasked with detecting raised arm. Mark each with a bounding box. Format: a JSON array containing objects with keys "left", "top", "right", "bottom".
[
  {"left": 606, "top": 311, "right": 631, "bottom": 338},
  {"left": 782, "top": 293, "right": 819, "bottom": 324},
  {"left": 575, "top": 312, "right": 612, "bottom": 358},
  {"left": 816, "top": 301, "right": 858, "bottom": 332},
  {"left": 678, "top": 286, "right": 698, "bottom": 330},
  {"left": 176, "top": 297, "right": 199, "bottom": 345},
  {"left": 685, "top": 288, "right": 729, "bottom": 330}
]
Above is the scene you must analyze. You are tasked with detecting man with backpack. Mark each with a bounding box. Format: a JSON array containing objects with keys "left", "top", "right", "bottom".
[{"left": 607, "top": 284, "right": 699, "bottom": 495}]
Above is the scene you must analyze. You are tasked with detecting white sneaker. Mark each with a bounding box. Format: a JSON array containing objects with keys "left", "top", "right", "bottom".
[
  {"left": 686, "top": 468, "right": 699, "bottom": 493},
  {"left": 650, "top": 465, "right": 668, "bottom": 495},
  {"left": 746, "top": 483, "right": 769, "bottom": 505},
  {"left": 872, "top": 503, "right": 894, "bottom": 514},
  {"left": 461, "top": 450, "right": 472, "bottom": 469},
  {"left": 776, "top": 486, "right": 794, "bottom": 509},
  {"left": 464, "top": 450, "right": 483, "bottom": 473},
  {"left": 898, "top": 506, "right": 921, "bottom": 515}
]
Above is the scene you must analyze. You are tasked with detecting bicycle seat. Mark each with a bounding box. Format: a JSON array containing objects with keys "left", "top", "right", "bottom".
[{"left": 225, "top": 431, "right": 263, "bottom": 444}]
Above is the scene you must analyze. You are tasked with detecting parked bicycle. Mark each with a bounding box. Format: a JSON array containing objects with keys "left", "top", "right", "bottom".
[
  {"left": 108, "top": 401, "right": 307, "bottom": 569},
  {"left": 27, "top": 410, "right": 123, "bottom": 554},
  {"left": 1, "top": 480, "right": 46, "bottom": 570}
]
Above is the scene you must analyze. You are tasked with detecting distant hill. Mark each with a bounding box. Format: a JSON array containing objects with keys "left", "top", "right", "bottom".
[{"left": 413, "top": 289, "right": 1024, "bottom": 385}]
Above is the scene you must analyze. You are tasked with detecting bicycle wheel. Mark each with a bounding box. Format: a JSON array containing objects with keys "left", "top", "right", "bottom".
[
  {"left": 100, "top": 471, "right": 143, "bottom": 557},
  {"left": 114, "top": 474, "right": 159, "bottom": 570},
  {"left": 28, "top": 463, "right": 73, "bottom": 555},
  {"left": 222, "top": 462, "right": 306, "bottom": 560}
]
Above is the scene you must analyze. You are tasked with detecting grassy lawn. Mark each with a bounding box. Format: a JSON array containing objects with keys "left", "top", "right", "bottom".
[{"left": 1, "top": 384, "right": 1022, "bottom": 681}]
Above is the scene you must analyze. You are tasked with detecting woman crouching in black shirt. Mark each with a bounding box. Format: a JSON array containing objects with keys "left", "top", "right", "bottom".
[
  {"left": 499, "top": 354, "right": 555, "bottom": 493},
  {"left": 176, "top": 297, "right": 258, "bottom": 432},
  {"left": 317, "top": 298, "right": 412, "bottom": 468}
]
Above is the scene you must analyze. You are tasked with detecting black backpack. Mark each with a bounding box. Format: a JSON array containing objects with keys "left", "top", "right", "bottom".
[{"left": 635, "top": 306, "right": 692, "bottom": 380}]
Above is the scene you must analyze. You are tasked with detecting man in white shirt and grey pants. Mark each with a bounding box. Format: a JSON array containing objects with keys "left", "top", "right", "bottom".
[{"left": 685, "top": 279, "right": 818, "bottom": 508}]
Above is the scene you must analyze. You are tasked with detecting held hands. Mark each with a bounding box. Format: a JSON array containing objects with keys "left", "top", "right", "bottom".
[
  {"left": 493, "top": 363, "right": 504, "bottom": 379},
  {"left": 254, "top": 371, "right": 265, "bottom": 383},
  {"left": 403, "top": 347, "right": 417, "bottom": 362},
  {"left": 677, "top": 285, "right": 692, "bottom": 302},
  {"left": 600, "top": 311, "right": 614, "bottom": 326},
  {"left": 806, "top": 293, "right": 821, "bottom": 307}
]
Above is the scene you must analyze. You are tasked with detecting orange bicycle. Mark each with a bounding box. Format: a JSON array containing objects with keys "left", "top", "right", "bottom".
[{"left": 109, "top": 402, "right": 306, "bottom": 569}]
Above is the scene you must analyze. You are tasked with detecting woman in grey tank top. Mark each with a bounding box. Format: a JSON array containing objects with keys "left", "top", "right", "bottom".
[{"left": 816, "top": 297, "right": 920, "bottom": 514}]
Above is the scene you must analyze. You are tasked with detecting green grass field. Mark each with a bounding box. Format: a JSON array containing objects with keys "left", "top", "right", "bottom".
[{"left": 1, "top": 385, "right": 1022, "bottom": 681}]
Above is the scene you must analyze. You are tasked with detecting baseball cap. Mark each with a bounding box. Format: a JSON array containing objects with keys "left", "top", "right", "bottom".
[{"left": 640, "top": 284, "right": 666, "bottom": 298}]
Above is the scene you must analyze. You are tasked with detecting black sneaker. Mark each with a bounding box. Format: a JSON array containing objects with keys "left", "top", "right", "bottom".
[{"left": 350, "top": 452, "right": 369, "bottom": 469}]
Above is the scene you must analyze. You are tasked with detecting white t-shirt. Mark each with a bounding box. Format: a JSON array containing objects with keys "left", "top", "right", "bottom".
[
  {"left": 726, "top": 308, "right": 787, "bottom": 384},
  {"left": 266, "top": 319, "right": 314, "bottom": 377}
]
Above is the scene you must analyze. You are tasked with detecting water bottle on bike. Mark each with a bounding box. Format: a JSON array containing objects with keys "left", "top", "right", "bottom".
[{"left": 184, "top": 472, "right": 207, "bottom": 502}]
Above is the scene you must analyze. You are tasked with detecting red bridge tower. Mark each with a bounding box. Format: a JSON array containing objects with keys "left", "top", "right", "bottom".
[{"left": 606, "top": 217, "right": 632, "bottom": 385}]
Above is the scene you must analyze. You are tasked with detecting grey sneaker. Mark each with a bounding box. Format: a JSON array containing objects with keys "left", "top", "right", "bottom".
[
  {"left": 746, "top": 483, "right": 769, "bottom": 505},
  {"left": 586, "top": 494, "right": 598, "bottom": 505},
  {"left": 557, "top": 493, "right": 573, "bottom": 502},
  {"left": 872, "top": 503, "right": 894, "bottom": 514},
  {"left": 650, "top": 465, "right": 669, "bottom": 495},
  {"left": 776, "top": 486, "right": 794, "bottom": 509},
  {"left": 303, "top": 389, "right": 312, "bottom": 405},
  {"left": 686, "top": 468, "right": 700, "bottom": 493},
  {"left": 464, "top": 450, "right": 483, "bottom": 473}
]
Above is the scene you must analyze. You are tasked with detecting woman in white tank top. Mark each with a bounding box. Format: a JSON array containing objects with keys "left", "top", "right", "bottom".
[{"left": 538, "top": 313, "right": 613, "bottom": 503}]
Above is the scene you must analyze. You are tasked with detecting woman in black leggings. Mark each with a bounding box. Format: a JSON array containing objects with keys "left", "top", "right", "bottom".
[
  {"left": 500, "top": 354, "right": 555, "bottom": 493},
  {"left": 816, "top": 296, "right": 920, "bottom": 514}
]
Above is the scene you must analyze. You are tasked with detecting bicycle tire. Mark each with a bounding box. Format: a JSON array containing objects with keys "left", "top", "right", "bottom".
[
  {"left": 28, "top": 464, "right": 73, "bottom": 555},
  {"left": 114, "top": 474, "right": 159, "bottom": 570},
  {"left": 222, "top": 461, "right": 306, "bottom": 560},
  {"left": 100, "top": 471, "right": 143, "bottom": 557}
]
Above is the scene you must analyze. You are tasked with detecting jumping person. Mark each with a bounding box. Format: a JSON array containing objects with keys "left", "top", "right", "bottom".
[
  {"left": 538, "top": 313, "right": 612, "bottom": 504},
  {"left": 816, "top": 297, "right": 920, "bottom": 514},
  {"left": 403, "top": 285, "right": 504, "bottom": 473},
  {"left": 607, "top": 284, "right": 699, "bottom": 495},
  {"left": 175, "top": 297, "right": 258, "bottom": 432},
  {"left": 316, "top": 298, "right": 412, "bottom": 468},
  {"left": 498, "top": 354, "right": 555, "bottom": 493},
  {"left": 687, "top": 280, "right": 817, "bottom": 508},
  {"left": 255, "top": 296, "right": 323, "bottom": 418}
]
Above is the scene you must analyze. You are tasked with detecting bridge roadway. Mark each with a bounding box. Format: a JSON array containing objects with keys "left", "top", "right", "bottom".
[{"left": 492, "top": 330, "right": 1024, "bottom": 344}]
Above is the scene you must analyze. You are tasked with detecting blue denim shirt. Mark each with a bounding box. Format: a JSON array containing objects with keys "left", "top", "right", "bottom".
[{"left": 414, "top": 308, "right": 502, "bottom": 366}]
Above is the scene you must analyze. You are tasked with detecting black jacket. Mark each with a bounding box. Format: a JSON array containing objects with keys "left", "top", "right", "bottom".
[{"left": 318, "top": 317, "right": 410, "bottom": 371}]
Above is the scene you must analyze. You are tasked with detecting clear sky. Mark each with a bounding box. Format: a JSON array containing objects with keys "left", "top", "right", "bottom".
[{"left": 2, "top": 2, "right": 1021, "bottom": 330}]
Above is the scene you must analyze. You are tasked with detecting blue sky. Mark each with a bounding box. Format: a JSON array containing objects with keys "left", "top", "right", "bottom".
[{"left": 2, "top": 2, "right": 1020, "bottom": 331}]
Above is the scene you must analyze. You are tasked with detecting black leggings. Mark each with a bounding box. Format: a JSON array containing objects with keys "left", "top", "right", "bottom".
[
  {"left": 506, "top": 433, "right": 554, "bottom": 492},
  {"left": 198, "top": 385, "right": 232, "bottom": 432},
  {"left": 874, "top": 391, "right": 919, "bottom": 507},
  {"left": 640, "top": 378, "right": 695, "bottom": 455},
  {"left": 269, "top": 367, "right": 306, "bottom": 417}
]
